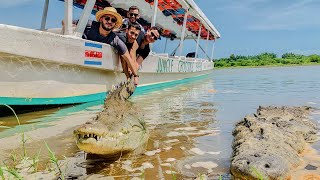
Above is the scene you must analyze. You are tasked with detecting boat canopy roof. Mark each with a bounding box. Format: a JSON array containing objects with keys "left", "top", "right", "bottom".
[{"left": 61, "top": 0, "right": 220, "bottom": 40}]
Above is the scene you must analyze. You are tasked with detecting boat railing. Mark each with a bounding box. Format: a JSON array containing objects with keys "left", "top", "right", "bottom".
[
  {"left": 45, "top": 28, "right": 64, "bottom": 34},
  {"left": 155, "top": 53, "right": 169, "bottom": 58},
  {"left": 153, "top": 54, "right": 211, "bottom": 63}
]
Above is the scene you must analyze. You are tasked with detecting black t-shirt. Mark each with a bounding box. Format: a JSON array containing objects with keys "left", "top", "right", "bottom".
[
  {"left": 137, "top": 44, "right": 150, "bottom": 60},
  {"left": 136, "top": 34, "right": 150, "bottom": 60},
  {"left": 82, "top": 21, "right": 127, "bottom": 55}
]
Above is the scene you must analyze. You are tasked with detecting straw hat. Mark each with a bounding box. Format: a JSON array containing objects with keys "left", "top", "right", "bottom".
[{"left": 96, "top": 7, "right": 123, "bottom": 28}]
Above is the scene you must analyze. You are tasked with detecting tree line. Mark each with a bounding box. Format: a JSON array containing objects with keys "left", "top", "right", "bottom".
[{"left": 214, "top": 53, "right": 320, "bottom": 68}]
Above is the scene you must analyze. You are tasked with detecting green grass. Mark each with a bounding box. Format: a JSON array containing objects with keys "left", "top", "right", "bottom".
[
  {"left": 29, "top": 148, "right": 42, "bottom": 173},
  {"left": 140, "top": 170, "right": 145, "bottom": 179},
  {"left": 0, "top": 104, "right": 67, "bottom": 179},
  {"left": 250, "top": 165, "right": 266, "bottom": 180},
  {"left": 170, "top": 166, "right": 177, "bottom": 180},
  {"left": 0, "top": 166, "right": 5, "bottom": 180},
  {"left": 3, "top": 163, "right": 23, "bottom": 180},
  {"left": 0, "top": 104, "right": 21, "bottom": 125},
  {"left": 21, "top": 133, "right": 27, "bottom": 158},
  {"left": 45, "top": 142, "right": 64, "bottom": 180},
  {"left": 10, "top": 152, "right": 18, "bottom": 165},
  {"left": 198, "top": 173, "right": 206, "bottom": 180}
]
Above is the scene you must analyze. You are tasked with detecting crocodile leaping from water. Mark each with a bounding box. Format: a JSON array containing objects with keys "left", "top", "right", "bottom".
[{"left": 74, "top": 78, "right": 148, "bottom": 156}]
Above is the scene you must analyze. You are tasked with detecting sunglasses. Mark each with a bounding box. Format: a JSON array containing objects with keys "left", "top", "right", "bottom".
[
  {"left": 151, "top": 32, "right": 159, "bottom": 40},
  {"left": 129, "top": 13, "right": 139, "bottom": 17},
  {"left": 104, "top": 16, "right": 117, "bottom": 23}
]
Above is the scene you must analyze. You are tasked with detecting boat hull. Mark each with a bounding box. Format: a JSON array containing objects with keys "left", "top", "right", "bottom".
[{"left": 0, "top": 24, "right": 214, "bottom": 105}]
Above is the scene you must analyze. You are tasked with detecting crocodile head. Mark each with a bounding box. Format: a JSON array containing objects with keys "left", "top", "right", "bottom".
[
  {"left": 74, "top": 114, "right": 148, "bottom": 156},
  {"left": 74, "top": 78, "right": 148, "bottom": 156}
]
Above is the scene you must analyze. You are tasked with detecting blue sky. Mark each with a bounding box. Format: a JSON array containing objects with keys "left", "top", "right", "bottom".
[{"left": 0, "top": 0, "right": 319, "bottom": 58}]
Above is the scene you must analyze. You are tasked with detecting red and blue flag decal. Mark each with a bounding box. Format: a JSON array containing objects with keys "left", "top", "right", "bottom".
[{"left": 84, "top": 42, "right": 103, "bottom": 66}]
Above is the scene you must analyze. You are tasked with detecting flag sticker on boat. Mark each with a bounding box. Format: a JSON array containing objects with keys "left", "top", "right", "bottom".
[
  {"left": 84, "top": 42, "right": 103, "bottom": 66},
  {"left": 85, "top": 50, "right": 102, "bottom": 58},
  {"left": 85, "top": 42, "right": 102, "bottom": 49},
  {"left": 84, "top": 60, "right": 102, "bottom": 65}
]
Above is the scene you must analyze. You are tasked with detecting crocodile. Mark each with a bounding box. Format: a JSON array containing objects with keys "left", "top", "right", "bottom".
[{"left": 74, "top": 78, "right": 148, "bottom": 156}]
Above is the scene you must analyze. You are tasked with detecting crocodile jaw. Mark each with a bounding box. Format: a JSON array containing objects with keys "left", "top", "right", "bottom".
[{"left": 74, "top": 125, "right": 148, "bottom": 155}]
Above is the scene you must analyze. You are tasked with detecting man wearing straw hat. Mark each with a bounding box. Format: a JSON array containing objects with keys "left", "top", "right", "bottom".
[{"left": 83, "top": 7, "right": 138, "bottom": 77}]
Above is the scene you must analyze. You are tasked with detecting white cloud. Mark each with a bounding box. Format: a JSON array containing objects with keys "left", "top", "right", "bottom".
[
  {"left": 0, "top": 0, "right": 35, "bottom": 8},
  {"left": 215, "top": 0, "right": 320, "bottom": 31},
  {"left": 248, "top": 0, "right": 320, "bottom": 30}
]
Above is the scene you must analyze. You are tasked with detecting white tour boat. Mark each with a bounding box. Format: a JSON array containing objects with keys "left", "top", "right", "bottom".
[{"left": 0, "top": 0, "right": 220, "bottom": 106}]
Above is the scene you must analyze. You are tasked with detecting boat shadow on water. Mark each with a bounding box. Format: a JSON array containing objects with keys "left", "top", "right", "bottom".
[{"left": 0, "top": 104, "right": 76, "bottom": 117}]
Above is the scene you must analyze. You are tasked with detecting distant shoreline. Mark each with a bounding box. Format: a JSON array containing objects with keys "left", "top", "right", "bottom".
[
  {"left": 214, "top": 53, "right": 320, "bottom": 68},
  {"left": 214, "top": 62, "right": 320, "bottom": 69}
]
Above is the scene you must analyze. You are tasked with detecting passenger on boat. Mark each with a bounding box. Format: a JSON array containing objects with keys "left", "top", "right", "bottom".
[
  {"left": 120, "top": 6, "right": 145, "bottom": 33},
  {"left": 116, "top": 23, "right": 142, "bottom": 79},
  {"left": 82, "top": 7, "right": 138, "bottom": 77},
  {"left": 132, "top": 26, "right": 161, "bottom": 84},
  {"left": 136, "top": 26, "right": 161, "bottom": 67}
]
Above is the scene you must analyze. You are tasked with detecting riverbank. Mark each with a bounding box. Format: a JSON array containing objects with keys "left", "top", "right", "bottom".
[
  {"left": 214, "top": 53, "right": 320, "bottom": 68},
  {"left": 215, "top": 62, "right": 320, "bottom": 69}
]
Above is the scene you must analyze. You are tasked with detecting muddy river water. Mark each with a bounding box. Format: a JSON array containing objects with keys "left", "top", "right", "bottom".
[{"left": 0, "top": 66, "right": 320, "bottom": 179}]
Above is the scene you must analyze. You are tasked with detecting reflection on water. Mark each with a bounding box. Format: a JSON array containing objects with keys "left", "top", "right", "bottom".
[
  {"left": 0, "top": 101, "right": 102, "bottom": 138},
  {"left": 0, "top": 66, "right": 320, "bottom": 179}
]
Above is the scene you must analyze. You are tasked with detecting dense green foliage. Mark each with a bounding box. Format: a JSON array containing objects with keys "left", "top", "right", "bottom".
[{"left": 214, "top": 53, "right": 320, "bottom": 68}]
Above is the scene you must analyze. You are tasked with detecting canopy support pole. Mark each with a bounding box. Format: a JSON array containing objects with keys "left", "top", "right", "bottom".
[
  {"left": 150, "top": 0, "right": 158, "bottom": 50},
  {"left": 151, "top": 0, "right": 158, "bottom": 27},
  {"left": 178, "top": 10, "right": 189, "bottom": 57},
  {"left": 64, "top": 0, "right": 73, "bottom": 35},
  {"left": 210, "top": 40, "right": 215, "bottom": 60},
  {"left": 74, "top": 0, "right": 96, "bottom": 37},
  {"left": 195, "top": 23, "right": 202, "bottom": 60},
  {"left": 205, "top": 32, "right": 210, "bottom": 59},
  {"left": 40, "top": 0, "right": 49, "bottom": 30},
  {"left": 164, "top": 38, "right": 168, "bottom": 53}
]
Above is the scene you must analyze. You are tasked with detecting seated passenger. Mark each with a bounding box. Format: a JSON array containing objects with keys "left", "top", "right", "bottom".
[
  {"left": 120, "top": 6, "right": 145, "bottom": 33},
  {"left": 115, "top": 23, "right": 142, "bottom": 79},
  {"left": 82, "top": 7, "right": 138, "bottom": 77}
]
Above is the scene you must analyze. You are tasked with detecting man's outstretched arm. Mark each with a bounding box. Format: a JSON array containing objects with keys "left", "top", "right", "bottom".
[
  {"left": 121, "top": 51, "right": 138, "bottom": 76},
  {"left": 112, "top": 35, "right": 138, "bottom": 76}
]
